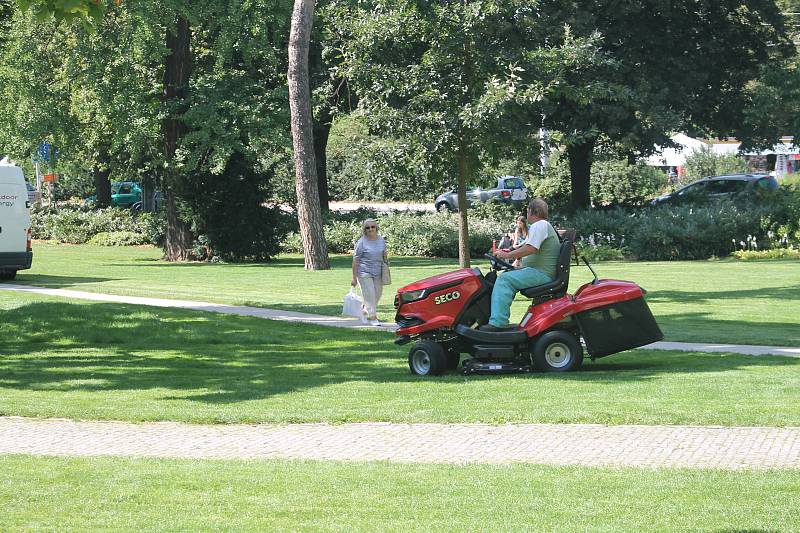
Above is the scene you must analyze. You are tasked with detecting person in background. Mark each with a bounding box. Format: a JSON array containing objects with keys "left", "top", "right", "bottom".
[
  {"left": 497, "top": 232, "right": 513, "bottom": 250},
  {"left": 511, "top": 214, "right": 529, "bottom": 268},
  {"left": 351, "top": 218, "right": 388, "bottom": 326}
]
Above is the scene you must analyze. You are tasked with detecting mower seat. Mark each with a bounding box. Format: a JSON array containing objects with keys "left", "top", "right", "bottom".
[{"left": 519, "top": 239, "right": 572, "bottom": 300}]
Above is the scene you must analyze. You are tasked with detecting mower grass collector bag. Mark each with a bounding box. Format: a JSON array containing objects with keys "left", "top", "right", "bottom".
[{"left": 575, "top": 296, "right": 663, "bottom": 358}]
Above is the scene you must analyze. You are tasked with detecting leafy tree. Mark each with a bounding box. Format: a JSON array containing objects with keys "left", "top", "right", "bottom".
[
  {"left": 12, "top": 0, "right": 196, "bottom": 259},
  {"left": 326, "top": 113, "right": 432, "bottom": 201},
  {"left": 178, "top": 1, "right": 294, "bottom": 260},
  {"left": 16, "top": 0, "right": 105, "bottom": 25},
  {"left": 527, "top": 0, "right": 795, "bottom": 209},
  {"left": 0, "top": 9, "right": 77, "bottom": 178},
  {"left": 327, "top": 0, "right": 598, "bottom": 266},
  {"left": 12, "top": 0, "right": 298, "bottom": 262},
  {"left": 737, "top": 0, "right": 800, "bottom": 149}
]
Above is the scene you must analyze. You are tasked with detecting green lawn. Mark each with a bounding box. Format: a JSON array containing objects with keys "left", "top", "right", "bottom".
[
  {"left": 1, "top": 455, "right": 798, "bottom": 532},
  {"left": 16, "top": 243, "right": 800, "bottom": 346},
  {"left": 2, "top": 292, "right": 798, "bottom": 426}
]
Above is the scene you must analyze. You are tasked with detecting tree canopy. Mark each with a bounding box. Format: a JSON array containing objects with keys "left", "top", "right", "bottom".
[{"left": 5, "top": 0, "right": 798, "bottom": 262}]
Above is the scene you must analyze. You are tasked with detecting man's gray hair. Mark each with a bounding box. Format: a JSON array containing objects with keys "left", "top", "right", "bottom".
[{"left": 527, "top": 197, "right": 549, "bottom": 219}]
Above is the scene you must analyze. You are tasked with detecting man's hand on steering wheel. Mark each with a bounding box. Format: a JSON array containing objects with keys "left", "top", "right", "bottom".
[{"left": 484, "top": 253, "right": 515, "bottom": 271}]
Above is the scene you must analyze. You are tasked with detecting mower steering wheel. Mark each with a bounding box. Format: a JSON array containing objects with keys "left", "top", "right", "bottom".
[{"left": 484, "top": 253, "right": 516, "bottom": 272}]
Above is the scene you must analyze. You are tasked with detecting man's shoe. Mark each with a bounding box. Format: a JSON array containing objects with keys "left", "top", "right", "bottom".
[{"left": 478, "top": 324, "right": 502, "bottom": 332}]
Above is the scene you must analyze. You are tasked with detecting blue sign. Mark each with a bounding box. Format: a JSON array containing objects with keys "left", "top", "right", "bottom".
[{"left": 36, "top": 141, "right": 54, "bottom": 163}]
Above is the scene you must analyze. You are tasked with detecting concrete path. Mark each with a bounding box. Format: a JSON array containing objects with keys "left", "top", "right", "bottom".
[
  {"left": 2, "top": 283, "right": 798, "bottom": 357},
  {"left": 330, "top": 201, "right": 433, "bottom": 213},
  {"left": 1, "top": 417, "right": 798, "bottom": 469},
  {"left": 1, "top": 283, "right": 381, "bottom": 331}
]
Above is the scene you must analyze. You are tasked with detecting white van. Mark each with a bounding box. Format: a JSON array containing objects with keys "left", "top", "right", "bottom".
[{"left": 0, "top": 163, "right": 32, "bottom": 280}]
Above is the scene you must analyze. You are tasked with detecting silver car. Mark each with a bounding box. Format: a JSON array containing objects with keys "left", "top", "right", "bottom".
[{"left": 434, "top": 176, "right": 528, "bottom": 212}]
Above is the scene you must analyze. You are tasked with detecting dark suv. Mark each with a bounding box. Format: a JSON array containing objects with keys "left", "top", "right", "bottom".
[{"left": 651, "top": 174, "right": 779, "bottom": 205}]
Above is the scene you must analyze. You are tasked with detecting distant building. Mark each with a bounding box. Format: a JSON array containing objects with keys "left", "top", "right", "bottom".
[{"left": 646, "top": 134, "right": 798, "bottom": 180}]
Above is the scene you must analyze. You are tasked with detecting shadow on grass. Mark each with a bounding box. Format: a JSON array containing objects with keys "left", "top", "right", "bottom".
[
  {"left": 648, "top": 284, "right": 800, "bottom": 304},
  {"left": 653, "top": 311, "right": 800, "bottom": 346},
  {"left": 1, "top": 301, "right": 797, "bottom": 406},
  {"left": 13, "top": 274, "right": 118, "bottom": 287},
  {"left": 103, "top": 255, "right": 460, "bottom": 269}
]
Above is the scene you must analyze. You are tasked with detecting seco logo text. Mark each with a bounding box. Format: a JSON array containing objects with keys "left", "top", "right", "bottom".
[{"left": 434, "top": 290, "right": 461, "bottom": 305}]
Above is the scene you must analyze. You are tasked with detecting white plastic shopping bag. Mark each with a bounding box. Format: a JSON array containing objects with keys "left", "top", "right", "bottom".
[{"left": 342, "top": 287, "right": 364, "bottom": 318}]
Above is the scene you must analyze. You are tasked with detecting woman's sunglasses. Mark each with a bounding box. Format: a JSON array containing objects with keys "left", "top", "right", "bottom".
[{"left": 366, "top": 226, "right": 377, "bottom": 230}]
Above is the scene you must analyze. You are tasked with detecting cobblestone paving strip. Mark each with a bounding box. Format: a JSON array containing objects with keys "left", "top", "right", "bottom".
[
  {"left": 1, "top": 417, "right": 799, "bottom": 469},
  {"left": 2, "top": 284, "right": 798, "bottom": 357}
]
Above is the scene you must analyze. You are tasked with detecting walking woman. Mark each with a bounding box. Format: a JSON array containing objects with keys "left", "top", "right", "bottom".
[{"left": 351, "top": 218, "right": 388, "bottom": 326}]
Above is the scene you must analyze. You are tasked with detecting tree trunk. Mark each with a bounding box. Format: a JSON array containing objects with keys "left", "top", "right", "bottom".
[
  {"left": 288, "top": 0, "right": 329, "bottom": 270},
  {"left": 456, "top": 135, "right": 471, "bottom": 268},
  {"left": 92, "top": 165, "right": 111, "bottom": 208},
  {"left": 161, "top": 15, "right": 194, "bottom": 261},
  {"left": 313, "top": 117, "right": 331, "bottom": 212},
  {"left": 567, "top": 139, "right": 595, "bottom": 210},
  {"left": 163, "top": 190, "right": 194, "bottom": 260}
]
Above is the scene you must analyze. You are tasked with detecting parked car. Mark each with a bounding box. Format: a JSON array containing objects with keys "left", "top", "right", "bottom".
[
  {"left": 26, "top": 183, "right": 41, "bottom": 204},
  {"left": 651, "top": 174, "right": 779, "bottom": 205},
  {"left": 110, "top": 181, "right": 142, "bottom": 207},
  {"left": 131, "top": 190, "right": 163, "bottom": 213},
  {"left": 86, "top": 181, "right": 142, "bottom": 208},
  {"left": 435, "top": 176, "right": 528, "bottom": 212}
]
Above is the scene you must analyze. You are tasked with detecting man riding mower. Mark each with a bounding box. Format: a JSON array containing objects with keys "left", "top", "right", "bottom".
[{"left": 393, "top": 198, "right": 663, "bottom": 375}]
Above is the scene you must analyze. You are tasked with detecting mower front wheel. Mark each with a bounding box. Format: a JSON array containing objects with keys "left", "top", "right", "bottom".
[
  {"left": 408, "top": 340, "right": 447, "bottom": 376},
  {"left": 532, "top": 330, "right": 583, "bottom": 372}
]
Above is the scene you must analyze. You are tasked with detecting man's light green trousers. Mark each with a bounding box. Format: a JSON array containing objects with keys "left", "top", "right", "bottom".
[{"left": 489, "top": 267, "right": 553, "bottom": 327}]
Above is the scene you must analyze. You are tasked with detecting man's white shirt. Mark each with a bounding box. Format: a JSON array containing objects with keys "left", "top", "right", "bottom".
[{"left": 524, "top": 220, "right": 550, "bottom": 250}]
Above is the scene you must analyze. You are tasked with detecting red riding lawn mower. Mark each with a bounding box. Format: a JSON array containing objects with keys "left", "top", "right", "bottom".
[{"left": 393, "top": 238, "right": 663, "bottom": 375}]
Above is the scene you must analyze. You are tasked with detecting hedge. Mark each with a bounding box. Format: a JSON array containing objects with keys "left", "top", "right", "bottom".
[
  {"left": 88, "top": 231, "right": 152, "bottom": 246},
  {"left": 283, "top": 189, "right": 800, "bottom": 261},
  {"left": 31, "top": 204, "right": 165, "bottom": 245}
]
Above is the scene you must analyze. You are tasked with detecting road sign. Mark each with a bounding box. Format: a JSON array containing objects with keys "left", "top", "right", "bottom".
[{"left": 36, "top": 141, "right": 52, "bottom": 163}]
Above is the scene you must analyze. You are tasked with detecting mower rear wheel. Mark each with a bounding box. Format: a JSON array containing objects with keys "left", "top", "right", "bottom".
[
  {"left": 532, "top": 330, "right": 583, "bottom": 372},
  {"left": 409, "top": 340, "right": 447, "bottom": 376}
]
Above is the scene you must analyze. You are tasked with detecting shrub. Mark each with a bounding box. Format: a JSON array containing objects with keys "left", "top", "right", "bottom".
[
  {"left": 88, "top": 231, "right": 151, "bottom": 246},
  {"left": 280, "top": 187, "right": 799, "bottom": 261},
  {"left": 469, "top": 201, "right": 524, "bottom": 222},
  {"left": 590, "top": 160, "right": 667, "bottom": 205},
  {"left": 132, "top": 211, "right": 166, "bottom": 245},
  {"left": 569, "top": 208, "right": 633, "bottom": 249},
  {"left": 281, "top": 232, "right": 304, "bottom": 254},
  {"left": 575, "top": 244, "right": 625, "bottom": 262},
  {"left": 570, "top": 191, "right": 800, "bottom": 261},
  {"left": 31, "top": 204, "right": 165, "bottom": 245},
  {"left": 528, "top": 155, "right": 572, "bottom": 213},
  {"left": 732, "top": 248, "right": 800, "bottom": 260},
  {"left": 325, "top": 220, "right": 362, "bottom": 253},
  {"left": 780, "top": 174, "right": 800, "bottom": 189},
  {"left": 379, "top": 212, "right": 458, "bottom": 257},
  {"left": 682, "top": 146, "right": 749, "bottom": 181},
  {"left": 282, "top": 207, "right": 516, "bottom": 258},
  {"left": 181, "top": 152, "right": 291, "bottom": 262}
]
